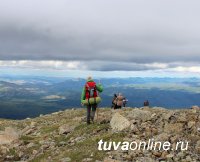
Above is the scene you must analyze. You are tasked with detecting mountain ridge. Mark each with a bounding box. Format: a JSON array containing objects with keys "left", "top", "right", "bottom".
[
  {"left": 1, "top": 77, "right": 200, "bottom": 119},
  {"left": 0, "top": 107, "right": 199, "bottom": 162}
]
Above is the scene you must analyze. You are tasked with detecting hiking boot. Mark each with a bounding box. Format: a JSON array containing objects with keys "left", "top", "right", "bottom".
[{"left": 91, "top": 117, "right": 94, "bottom": 124}]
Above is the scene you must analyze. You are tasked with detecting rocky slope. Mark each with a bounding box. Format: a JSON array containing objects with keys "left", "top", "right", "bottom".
[{"left": 0, "top": 107, "right": 200, "bottom": 162}]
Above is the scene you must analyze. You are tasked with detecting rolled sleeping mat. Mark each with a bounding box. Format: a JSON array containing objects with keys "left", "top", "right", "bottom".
[{"left": 82, "top": 97, "right": 101, "bottom": 106}]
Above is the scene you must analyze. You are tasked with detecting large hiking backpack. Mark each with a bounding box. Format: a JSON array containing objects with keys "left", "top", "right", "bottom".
[{"left": 85, "top": 81, "right": 98, "bottom": 99}]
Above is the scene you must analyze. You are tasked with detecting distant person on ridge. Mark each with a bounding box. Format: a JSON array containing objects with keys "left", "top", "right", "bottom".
[
  {"left": 144, "top": 100, "right": 149, "bottom": 107},
  {"left": 81, "top": 76, "right": 103, "bottom": 124}
]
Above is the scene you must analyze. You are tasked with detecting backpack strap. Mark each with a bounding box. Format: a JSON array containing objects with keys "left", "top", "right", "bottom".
[
  {"left": 86, "top": 83, "right": 90, "bottom": 105},
  {"left": 85, "top": 83, "right": 89, "bottom": 90},
  {"left": 85, "top": 83, "right": 91, "bottom": 97}
]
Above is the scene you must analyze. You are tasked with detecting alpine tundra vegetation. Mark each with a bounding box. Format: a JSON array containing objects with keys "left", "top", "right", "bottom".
[{"left": 0, "top": 106, "right": 199, "bottom": 162}]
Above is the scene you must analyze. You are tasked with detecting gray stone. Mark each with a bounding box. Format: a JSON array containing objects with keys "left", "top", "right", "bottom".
[
  {"left": 188, "top": 121, "right": 195, "bottom": 129},
  {"left": 82, "top": 158, "right": 93, "bottom": 162},
  {"left": 186, "top": 156, "right": 192, "bottom": 162},
  {"left": 0, "top": 127, "right": 20, "bottom": 145},
  {"left": 155, "top": 133, "right": 169, "bottom": 141},
  {"left": 58, "top": 124, "right": 75, "bottom": 135},
  {"left": 127, "top": 109, "right": 152, "bottom": 122},
  {"left": 191, "top": 105, "right": 200, "bottom": 110},
  {"left": 195, "top": 140, "right": 200, "bottom": 153},
  {"left": 60, "top": 157, "right": 71, "bottom": 162},
  {"left": 110, "top": 113, "right": 130, "bottom": 131}
]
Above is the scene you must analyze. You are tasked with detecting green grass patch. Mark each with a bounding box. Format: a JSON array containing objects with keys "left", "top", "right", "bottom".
[{"left": 40, "top": 125, "right": 59, "bottom": 134}]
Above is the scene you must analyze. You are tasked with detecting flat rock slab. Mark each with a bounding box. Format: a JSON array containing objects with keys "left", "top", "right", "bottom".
[{"left": 0, "top": 127, "right": 20, "bottom": 145}]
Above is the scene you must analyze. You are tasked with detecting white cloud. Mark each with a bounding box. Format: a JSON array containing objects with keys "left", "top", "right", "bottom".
[
  {"left": 0, "top": 60, "right": 83, "bottom": 70},
  {"left": 144, "top": 63, "right": 168, "bottom": 69},
  {"left": 170, "top": 66, "right": 200, "bottom": 73},
  {"left": 0, "top": 60, "right": 200, "bottom": 75}
]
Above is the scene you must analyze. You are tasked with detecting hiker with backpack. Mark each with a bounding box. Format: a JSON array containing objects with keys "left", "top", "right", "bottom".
[
  {"left": 113, "top": 93, "right": 124, "bottom": 109},
  {"left": 111, "top": 93, "right": 117, "bottom": 109},
  {"left": 81, "top": 76, "right": 103, "bottom": 124}
]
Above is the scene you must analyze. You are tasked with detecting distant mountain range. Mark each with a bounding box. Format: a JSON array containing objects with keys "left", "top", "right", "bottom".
[{"left": 0, "top": 76, "right": 200, "bottom": 119}]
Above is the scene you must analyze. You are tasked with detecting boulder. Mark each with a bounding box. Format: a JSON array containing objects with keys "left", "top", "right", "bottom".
[
  {"left": 176, "top": 113, "right": 187, "bottom": 123},
  {"left": 130, "top": 124, "right": 139, "bottom": 134},
  {"left": 82, "top": 158, "right": 93, "bottom": 162},
  {"left": 196, "top": 140, "right": 200, "bottom": 154},
  {"left": 110, "top": 113, "right": 130, "bottom": 131},
  {"left": 188, "top": 121, "right": 196, "bottom": 129},
  {"left": 60, "top": 157, "right": 71, "bottom": 162},
  {"left": 164, "top": 123, "right": 183, "bottom": 134},
  {"left": 0, "top": 146, "right": 9, "bottom": 154},
  {"left": 154, "top": 133, "right": 169, "bottom": 141},
  {"left": 58, "top": 124, "right": 75, "bottom": 135},
  {"left": 191, "top": 105, "right": 200, "bottom": 110},
  {"left": 0, "top": 127, "right": 20, "bottom": 145},
  {"left": 127, "top": 109, "right": 152, "bottom": 122},
  {"left": 103, "top": 158, "right": 121, "bottom": 162},
  {"left": 190, "top": 106, "right": 200, "bottom": 113}
]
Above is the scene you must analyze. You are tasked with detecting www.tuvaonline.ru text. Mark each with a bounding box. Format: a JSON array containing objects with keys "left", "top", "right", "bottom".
[{"left": 98, "top": 139, "right": 189, "bottom": 151}]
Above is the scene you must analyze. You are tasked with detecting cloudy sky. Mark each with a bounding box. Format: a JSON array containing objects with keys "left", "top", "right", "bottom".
[{"left": 0, "top": 0, "right": 200, "bottom": 77}]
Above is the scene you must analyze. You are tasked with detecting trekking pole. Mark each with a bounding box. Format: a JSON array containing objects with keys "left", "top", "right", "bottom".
[
  {"left": 96, "top": 106, "right": 99, "bottom": 122},
  {"left": 96, "top": 79, "right": 101, "bottom": 121}
]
